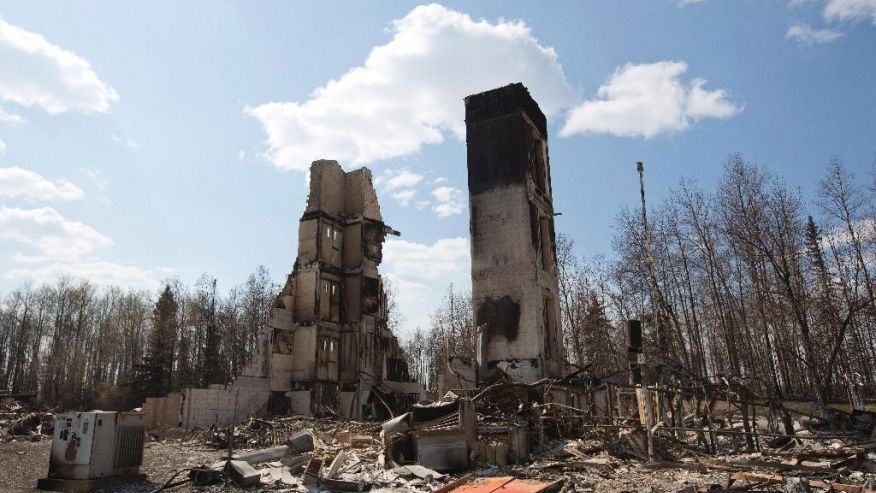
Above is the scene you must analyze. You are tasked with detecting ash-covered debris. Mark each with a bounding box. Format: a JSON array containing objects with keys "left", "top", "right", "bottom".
[
  {"left": 126, "top": 379, "right": 876, "bottom": 493},
  {"left": 0, "top": 394, "right": 53, "bottom": 441}
]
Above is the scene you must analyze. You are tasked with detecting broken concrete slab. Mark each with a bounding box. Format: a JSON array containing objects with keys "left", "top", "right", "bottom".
[
  {"left": 389, "top": 464, "right": 446, "bottom": 480},
  {"left": 326, "top": 449, "right": 348, "bottom": 479},
  {"left": 231, "top": 430, "right": 314, "bottom": 465},
  {"left": 225, "top": 459, "right": 261, "bottom": 487}
]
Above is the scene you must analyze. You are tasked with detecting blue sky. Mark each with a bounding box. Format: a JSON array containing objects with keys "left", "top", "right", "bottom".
[{"left": 0, "top": 1, "right": 874, "bottom": 336}]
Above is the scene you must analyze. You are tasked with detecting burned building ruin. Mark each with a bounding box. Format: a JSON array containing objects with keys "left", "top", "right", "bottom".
[
  {"left": 262, "top": 160, "right": 420, "bottom": 419},
  {"left": 142, "top": 160, "right": 424, "bottom": 427},
  {"left": 464, "top": 83, "right": 564, "bottom": 382}
]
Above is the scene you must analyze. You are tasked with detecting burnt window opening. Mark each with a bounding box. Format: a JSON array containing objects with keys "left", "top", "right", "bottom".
[
  {"left": 539, "top": 215, "right": 554, "bottom": 273},
  {"left": 326, "top": 224, "right": 342, "bottom": 245},
  {"left": 531, "top": 137, "right": 547, "bottom": 193},
  {"left": 362, "top": 222, "right": 384, "bottom": 261},
  {"left": 272, "top": 328, "right": 294, "bottom": 355},
  {"left": 317, "top": 336, "right": 338, "bottom": 382},
  {"left": 362, "top": 276, "right": 380, "bottom": 315},
  {"left": 543, "top": 296, "right": 557, "bottom": 359},
  {"left": 320, "top": 279, "right": 341, "bottom": 322},
  {"left": 319, "top": 338, "right": 337, "bottom": 364},
  {"left": 325, "top": 223, "right": 341, "bottom": 242},
  {"left": 387, "top": 357, "right": 410, "bottom": 382}
]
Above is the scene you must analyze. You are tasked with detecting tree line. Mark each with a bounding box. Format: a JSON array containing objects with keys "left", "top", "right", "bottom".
[
  {"left": 0, "top": 266, "right": 277, "bottom": 410},
  {"left": 404, "top": 155, "right": 876, "bottom": 403},
  {"left": 3, "top": 155, "right": 874, "bottom": 409}
]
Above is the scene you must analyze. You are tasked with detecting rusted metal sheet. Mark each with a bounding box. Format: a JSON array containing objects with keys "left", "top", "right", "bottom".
[
  {"left": 447, "top": 476, "right": 563, "bottom": 493},
  {"left": 449, "top": 477, "right": 514, "bottom": 493}
]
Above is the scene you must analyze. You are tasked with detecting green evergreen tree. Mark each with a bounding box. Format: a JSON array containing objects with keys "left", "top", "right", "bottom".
[{"left": 143, "top": 285, "right": 178, "bottom": 397}]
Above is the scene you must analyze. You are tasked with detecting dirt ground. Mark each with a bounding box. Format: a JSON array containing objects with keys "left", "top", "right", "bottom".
[{"left": 0, "top": 438, "right": 229, "bottom": 493}]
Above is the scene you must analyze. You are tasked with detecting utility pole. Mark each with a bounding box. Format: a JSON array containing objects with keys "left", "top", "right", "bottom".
[
  {"left": 637, "top": 162, "right": 656, "bottom": 345},
  {"left": 637, "top": 162, "right": 667, "bottom": 359},
  {"left": 637, "top": 162, "right": 660, "bottom": 462}
]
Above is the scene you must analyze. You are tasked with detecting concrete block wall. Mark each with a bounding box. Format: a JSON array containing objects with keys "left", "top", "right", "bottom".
[
  {"left": 344, "top": 168, "right": 382, "bottom": 220},
  {"left": 142, "top": 392, "right": 181, "bottom": 428},
  {"left": 179, "top": 381, "right": 271, "bottom": 428},
  {"left": 294, "top": 268, "right": 318, "bottom": 321},
  {"left": 437, "top": 358, "right": 477, "bottom": 397},
  {"left": 306, "top": 160, "right": 346, "bottom": 217},
  {"left": 298, "top": 219, "right": 319, "bottom": 263}
]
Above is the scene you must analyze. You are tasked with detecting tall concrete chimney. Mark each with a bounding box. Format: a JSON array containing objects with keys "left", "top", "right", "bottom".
[{"left": 464, "top": 83, "right": 563, "bottom": 382}]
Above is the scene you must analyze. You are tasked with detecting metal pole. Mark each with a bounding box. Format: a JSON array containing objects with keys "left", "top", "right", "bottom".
[{"left": 637, "top": 162, "right": 662, "bottom": 356}]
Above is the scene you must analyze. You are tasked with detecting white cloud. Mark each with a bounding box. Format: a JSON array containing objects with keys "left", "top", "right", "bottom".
[
  {"left": 246, "top": 4, "right": 576, "bottom": 171},
  {"left": 786, "top": 23, "right": 844, "bottom": 44},
  {"left": 0, "top": 206, "right": 159, "bottom": 289},
  {"left": 383, "top": 237, "right": 470, "bottom": 280},
  {"left": 383, "top": 273, "right": 432, "bottom": 307},
  {"left": 0, "top": 137, "right": 4, "bottom": 155},
  {"left": 0, "top": 17, "right": 118, "bottom": 114},
  {"left": 822, "top": 218, "right": 876, "bottom": 249},
  {"left": 0, "top": 166, "right": 84, "bottom": 201},
  {"left": 432, "top": 185, "right": 465, "bottom": 217},
  {"left": 383, "top": 237, "right": 471, "bottom": 336},
  {"left": 0, "top": 106, "right": 24, "bottom": 124},
  {"left": 825, "top": 0, "right": 876, "bottom": 24},
  {"left": 376, "top": 168, "right": 424, "bottom": 190},
  {"left": 560, "top": 61, "right": 742, "bottom": 139},
  {"left": 7, "top": 259, "right": 160, "bottom": 290},
  {"left": 81, "top": 168, "right": 109, "bottom": 192},
  {"left": 110, "top": 133, "right": 138, "bottom": 148},
  {"left": 375, "top": 168, "right": 426, "bottom": 207},
  {"left": 0, "top": 206, "right": 110, "bottom": 259},
  {"left": 391, "top": 189, "right": 417, "bottom": 207}
]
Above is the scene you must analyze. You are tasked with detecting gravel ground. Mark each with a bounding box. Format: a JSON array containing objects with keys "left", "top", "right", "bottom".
[{"left": 1, "top": 439, "right": 50, "bottom": 492}]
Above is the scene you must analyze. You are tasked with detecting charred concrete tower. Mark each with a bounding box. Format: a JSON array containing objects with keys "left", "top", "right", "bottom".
[{"left": 465, "top": 83, "right": 563, "bottom": 382}]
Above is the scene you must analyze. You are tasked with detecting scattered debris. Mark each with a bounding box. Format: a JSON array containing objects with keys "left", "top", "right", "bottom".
[{"left": 1, "top": 396, "right": 53, "bottom": 441}]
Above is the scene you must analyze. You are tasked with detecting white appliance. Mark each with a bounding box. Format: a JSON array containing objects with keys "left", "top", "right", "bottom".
[{"left": 44, "top": 411, "right": 144, "bottom": 480}]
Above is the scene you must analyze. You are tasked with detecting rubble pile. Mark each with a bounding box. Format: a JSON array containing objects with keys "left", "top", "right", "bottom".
[
  {"left": 203, "top": 416, "right": 378, "bottom": 449},
  {"left": 0, "top": 399, "right": 53, "bottom": 441},
  {"left": 139, "top": 384, "right": 876, "bottom": 493}
]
